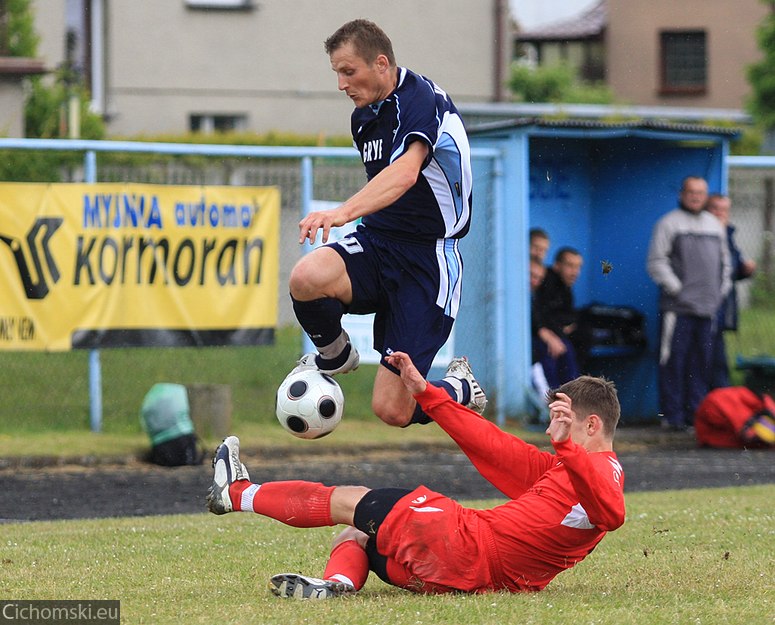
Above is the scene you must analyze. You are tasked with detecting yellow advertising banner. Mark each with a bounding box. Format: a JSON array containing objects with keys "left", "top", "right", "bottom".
[{"left": 0, "top": 182, "right": 280, "bottom": 351}]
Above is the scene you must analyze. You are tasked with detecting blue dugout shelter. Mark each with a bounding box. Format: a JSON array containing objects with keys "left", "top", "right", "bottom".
[{"left": 455, "top": 118, "right": 739, "bottom": 423}]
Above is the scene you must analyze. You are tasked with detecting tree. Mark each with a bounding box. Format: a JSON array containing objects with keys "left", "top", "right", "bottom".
[
  {"left": 2, "top": 0, "right": 104, "bottom": 139},
  {"left": 0, "top": 0, "right": 38, "bottom": 56},
  {"left": 748, "top": 1, "right": 775, "bottom": 130},
  {"left": 508, "top": 62, "right": 614, "bottom": 105},
  {"left": 0, "top": 0, "right": 104, "bottom": 181},
  {"left": 25, "top": 67, "right": 105, "bottom": 139}
]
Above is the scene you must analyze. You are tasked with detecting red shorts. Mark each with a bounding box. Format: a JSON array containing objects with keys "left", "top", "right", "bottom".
[{"left": 376, "top": 486, "right": 499, "bottom": 594}]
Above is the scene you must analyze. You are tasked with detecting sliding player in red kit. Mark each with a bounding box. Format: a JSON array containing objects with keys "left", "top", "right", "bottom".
[{"left": 207, "top": 351, "right": 626, "bottom": 599}]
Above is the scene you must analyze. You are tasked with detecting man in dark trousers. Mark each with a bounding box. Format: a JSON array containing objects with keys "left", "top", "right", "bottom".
[{"left": 647, "top": 176, "right": 731, "bottom": 430}]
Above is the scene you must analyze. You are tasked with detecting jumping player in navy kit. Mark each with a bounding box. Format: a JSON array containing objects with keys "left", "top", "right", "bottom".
[{"left": 288, "top": 19, "right": 486, "bottom": 427}]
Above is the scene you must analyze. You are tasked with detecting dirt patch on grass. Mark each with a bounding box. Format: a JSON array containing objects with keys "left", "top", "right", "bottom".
[{"left": 2, "top": 429, "right": 772, "bottom": 523}]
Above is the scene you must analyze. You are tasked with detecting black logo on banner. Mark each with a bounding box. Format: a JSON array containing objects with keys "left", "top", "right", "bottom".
[{"left": 0, "top": 217, "right": 63, "bottom": 300}]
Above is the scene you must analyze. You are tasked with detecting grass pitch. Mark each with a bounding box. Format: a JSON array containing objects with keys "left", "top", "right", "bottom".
[
  {"left": 1, "top": 485, "right": 772, "bottom": 625},
  {"left": 1, "top": 305, "right": 774, "bottom": 457}
]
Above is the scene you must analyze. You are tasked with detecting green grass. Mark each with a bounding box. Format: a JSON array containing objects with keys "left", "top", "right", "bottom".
[
  {"left": 2, "top": 305, "right": 774, "bottom": 458},
  {"left": 0, "top": 326, "right": 380, "bottom": 445},
  {"left": 729, "top": 305, "right": 775, "bottom": 385},
  {"left": 737, "top": 305, "right": 775, "bottom": 354},
  {"left": 0, "top": 326, "right": 349, "bottom": 434},
  {"left": 0, "top": 324, "right": 553, "bottom": 459},
  {"left": 0, "top": 485, "right": 772, "bottom": 624}
]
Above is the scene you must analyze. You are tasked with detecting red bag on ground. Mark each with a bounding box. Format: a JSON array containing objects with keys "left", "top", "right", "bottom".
[{"left": 694, "top": 387, "right": 775, "bottom": 449}]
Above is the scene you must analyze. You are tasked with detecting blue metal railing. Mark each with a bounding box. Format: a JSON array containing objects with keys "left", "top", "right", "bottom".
[{"left": 0, "top": 138, "right": 504, "bottom": 429}]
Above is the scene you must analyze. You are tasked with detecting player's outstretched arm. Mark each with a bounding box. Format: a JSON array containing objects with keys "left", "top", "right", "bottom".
[{"left": 388, "top": 351, "right": 555, "bottom": 498}]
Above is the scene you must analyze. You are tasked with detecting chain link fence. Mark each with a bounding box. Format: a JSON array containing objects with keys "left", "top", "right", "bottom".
[{"left": 725, "top": 163, "right": 775, "bottom": 377}]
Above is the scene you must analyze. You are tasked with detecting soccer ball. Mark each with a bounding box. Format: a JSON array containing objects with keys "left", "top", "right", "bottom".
[{"left": 275, "top": 369, "right": 344, "bottom": 439}]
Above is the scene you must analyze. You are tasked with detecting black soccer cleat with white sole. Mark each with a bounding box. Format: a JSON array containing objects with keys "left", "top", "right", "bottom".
[
  {"left": 206, "top": 435, "right": 250, "bottom": 515},
  {"left": 446, "top": 356, "right": 488, "bottom": 414},
  {"left": 268, "top": 573, "right": 355, "bottom": 600}
]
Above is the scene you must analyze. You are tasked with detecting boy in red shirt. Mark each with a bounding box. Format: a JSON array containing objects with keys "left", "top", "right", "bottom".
[{"left": 207, "top": 351, "right": 626, "bottom": 599}]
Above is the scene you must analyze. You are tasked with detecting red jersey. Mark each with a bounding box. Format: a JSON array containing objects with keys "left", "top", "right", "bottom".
[{"left": 376, "top": 385, "right": 626, "bottom": 593}]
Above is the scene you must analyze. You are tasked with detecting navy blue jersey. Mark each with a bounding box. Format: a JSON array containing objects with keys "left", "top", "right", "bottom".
[{"left": 350, "top": 67, "right": 473, "bottom": 243}]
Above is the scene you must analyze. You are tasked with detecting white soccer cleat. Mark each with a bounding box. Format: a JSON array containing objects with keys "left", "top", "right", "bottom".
[
  {"left": 268, "top": 573, "right": 355, "bottom": 600},
  {"left": 446, "top": 356, "right": 488, "bottom": 414},
  {"left": 290, "top": 352, "right": 319, "bottom": 374},
  {"left": 206, "top": 436, "right": 250, "bottom": 515},
  {"left": 290, "top": 344, "right": 360, "bottom": 377}
]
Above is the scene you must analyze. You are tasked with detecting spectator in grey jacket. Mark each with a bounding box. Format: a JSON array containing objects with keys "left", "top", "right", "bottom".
[{"left": 647, "top": 176, "right": 731, "bottom": 430}]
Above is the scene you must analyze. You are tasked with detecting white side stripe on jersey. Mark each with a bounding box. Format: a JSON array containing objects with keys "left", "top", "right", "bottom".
[
  {"left": 409, "top": 505, "right": 444, "bottom": 513},
  {"left": 561, "top": 503, "right": 595, "bottom": 529}
]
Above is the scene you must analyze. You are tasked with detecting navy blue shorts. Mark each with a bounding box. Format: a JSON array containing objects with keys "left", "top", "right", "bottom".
[{"left": 328, "top": 226, "right": 462, "bottom": 376}]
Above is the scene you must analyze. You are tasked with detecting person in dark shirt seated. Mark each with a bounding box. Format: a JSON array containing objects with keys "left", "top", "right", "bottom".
[{"left": 533, "top": 247, "right": 584, "bottom": 388}]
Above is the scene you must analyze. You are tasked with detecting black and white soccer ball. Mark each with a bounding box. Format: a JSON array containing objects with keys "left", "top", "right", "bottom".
[{"left": 275, "top": 369, "right": 344, "bottom": 439}]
